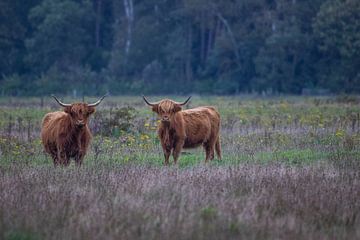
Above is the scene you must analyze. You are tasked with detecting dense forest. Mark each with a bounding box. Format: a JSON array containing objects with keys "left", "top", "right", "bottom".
[{"left": 0, "top": 0, "right": 359, "bottom": 96}]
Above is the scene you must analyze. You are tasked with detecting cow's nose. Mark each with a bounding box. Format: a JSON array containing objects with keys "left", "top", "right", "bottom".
[
  {"left": 77, "top": 120, "right": 85, "bottom": 127},
  {"left": 162, "top": 116, "right": 169, "bottom": 121}
]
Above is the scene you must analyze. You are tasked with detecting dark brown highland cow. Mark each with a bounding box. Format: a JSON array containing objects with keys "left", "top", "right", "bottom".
[
  {"left": 143, "top": 96, "right": 221, "bottom": 165},
  {"left": 41, "top": 95, "right": 106, "bottom": 166}
]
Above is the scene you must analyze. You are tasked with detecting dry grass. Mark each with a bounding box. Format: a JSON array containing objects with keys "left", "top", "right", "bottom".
[
  {"left": 0, "top": 164, "right": 359, "bottom": 240},
  {"left": 1, "top": 96, "right": 360, "bottom": 239}
]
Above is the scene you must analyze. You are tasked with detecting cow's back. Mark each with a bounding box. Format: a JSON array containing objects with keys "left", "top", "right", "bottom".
[
  {"left": 181, "top": 106, "right": 220, "bottom": 148},
  {"left": 195, "top": 106, "right": 220, "bottom": 133},
  {"left": 41, "top": 111, "right": 67, "bottom": 151},
  {"left": 41, "top": 111, "right": 67, "bottom": 132},
  {"left": 182, "top": 106, "right": 220, "bottom": 126}
]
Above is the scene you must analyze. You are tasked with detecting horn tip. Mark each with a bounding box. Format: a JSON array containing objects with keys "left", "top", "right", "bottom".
[{"left": 99, "top": 93, "right": 107, "bottom": 98}]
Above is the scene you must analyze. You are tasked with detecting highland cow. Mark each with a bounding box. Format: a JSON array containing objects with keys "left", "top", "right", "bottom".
[
  {"left": 41, "top": 95, "right": 106, "bottom": 166},
  {"left": 143, "top": 96, "right": 221, "bottom": 165}
]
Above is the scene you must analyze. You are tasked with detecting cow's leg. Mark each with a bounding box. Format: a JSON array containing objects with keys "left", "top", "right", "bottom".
[
  {"left": 162, "top": 145, "right": 171, "bottom": 165},
  {"left": 74, "top": 152, "right": 85, "bottom": 167},
  {"left": 49, "top": 146, "right": 60, "bottom": 166},
  {"left": 208, "top": 136, "right": 217, "bottom": 161},
  {"left": 164, "top": 151, "right": 171, "bottom": 166},
  {"left": 63, "top": 157, "right": 71, "bottom": 167},
  {"left": 161, "top": 142, "right": 171, "bottom": 166},
  {"left": 203, "top": 142, "right": 215, "bottom": 162},
  {"left": 52, "top": 155, "right": 60, "bottom": 166},
  {"left": 75, "top": 158, "right": 83, "bottom": 167},
  {"left": 172, "top": 139, "right": 184, "bottom": 165},
  {"left": 75, "top": 136, "right": 88, "bottom": 167},
  {"left": 57, "top": 147, "right": 68, "bottom": 166},
  {"left": 204, "top": 144, "right": 211, "bottom": 162},
  {"left": 75, "top": 157, "right": 82, "bottom": 167},
  {"left": 215, "top": 136, "right": 222, "bottom": 160},
  {"left": 209, "top": 145, "right": 215, "bottom": 161},
  {"left": 50, "top": 150, "right": 59, "bottom": 166}
]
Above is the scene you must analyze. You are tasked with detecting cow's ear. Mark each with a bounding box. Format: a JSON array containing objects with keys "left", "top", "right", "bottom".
[
  {"left": 87, "top": 106, "right": 95, "bottom": 115},
  {"left": 152, "top": 105, "right": 159, "bottom": 113},
  {"left": 64, "top": 106, "right": 72, "bottom": 114},
  {"left": 173, "top": 104, "right": 182, "bottom": 113}
]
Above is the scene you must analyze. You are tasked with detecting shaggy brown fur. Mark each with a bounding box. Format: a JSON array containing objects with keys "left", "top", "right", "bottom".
[
  {"left": 41, "top": 103, "right": 97, "bottom": 166},
  {"left": 144, "top": 97, "right": 221, "bottom": 165}
]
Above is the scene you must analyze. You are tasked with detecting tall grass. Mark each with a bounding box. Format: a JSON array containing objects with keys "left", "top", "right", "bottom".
[
  {"left": 0, "top": 96, "right": 360, "bottom": 239},
  {"left": 0, "top": 164, "right": 359, "bottom": 240}
]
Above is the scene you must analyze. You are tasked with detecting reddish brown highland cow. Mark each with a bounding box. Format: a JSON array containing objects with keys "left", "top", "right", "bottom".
[
  {"left": 41, "top": 95, "right": 106, "bottom": 166},
  {"left": 143, "top": 96, "right": 221, "bottom": 165}
]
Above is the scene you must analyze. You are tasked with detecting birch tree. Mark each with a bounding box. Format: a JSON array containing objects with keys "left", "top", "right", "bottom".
[{"left": 123, "top": 0, "right": 134, "bottom": 61}]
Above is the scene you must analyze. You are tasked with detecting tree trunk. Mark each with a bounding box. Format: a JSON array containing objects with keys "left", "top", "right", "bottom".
[
  {"left": 216, "top": 12, "right": 241, "bottom": 68},
  {"left": 207, "top": 17, "right": 215, "bottom": 59},
  {"left": 95, "top": 0, "right": 102, "bottom": 48},
  {"left": 200, "top": 11, "right": 206, "bottom": 66},
  {"left": 292, "top": 52, "right": 298, "bottom": 89},
  {"left": 123, "top": 0, "right": 134, "bottom": 61},
  {"left": 185, "top": 19, "right": 193, "bottom": 85}
]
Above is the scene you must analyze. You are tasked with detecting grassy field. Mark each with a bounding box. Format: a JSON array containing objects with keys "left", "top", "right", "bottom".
[{"left": 0, "top": 95, "right": 360, "bottom": 239}]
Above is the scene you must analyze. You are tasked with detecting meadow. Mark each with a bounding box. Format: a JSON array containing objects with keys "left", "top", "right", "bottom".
[{"left": 0, "top": 95, "right": 360, "bottom": 239}]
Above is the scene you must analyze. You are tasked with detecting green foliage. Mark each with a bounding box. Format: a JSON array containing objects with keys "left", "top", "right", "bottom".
[
  {"left": 34, "top": 65, "right": 101, "bottom": 95},
  {"left": 5, "top": 231, "right": 40, "bottom": 240},
  {"left": 314, "top": 0, "right": 360, "bottom": 58},
  {"left": 94, "top": 107, "right": 137, "bottom": 137},
  {"left": 0, "top": 0, "right": 40, "bottom": 78},
  {"left": 0, "top": 0, "right": 359, "bottom": 95},
  {"left": 26, "top": 0, "right": 94, "bottom": 72},
  {"left": 200, "top": 207, "right": 218, "bottom": 221},
  {"left": 314, "top": 0, "right": 360, "bottom": 93},
  {"left": 0, "top": 74, "right": 24, "bottom": 96}
]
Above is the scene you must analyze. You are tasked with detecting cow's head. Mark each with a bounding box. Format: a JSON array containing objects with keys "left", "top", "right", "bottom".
[
  {"left": 143, "top": 96, "right": 191, "bottom": 122},
  {"left": 52, "top": 94, "right": 107, "bottom": 128}
]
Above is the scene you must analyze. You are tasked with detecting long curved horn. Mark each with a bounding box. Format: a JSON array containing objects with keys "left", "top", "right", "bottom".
[
  {"left": 87, "top": 94, "right": 108, "bottom": 107},
  {"left": 174, "top": 96, "right": 191, "bottom": 106},
  {"left": 51, "top": 95, "right": 71, "bottom": 107},
  {"left": 143, "top": 96, "right": 160, "bottom": 106}
]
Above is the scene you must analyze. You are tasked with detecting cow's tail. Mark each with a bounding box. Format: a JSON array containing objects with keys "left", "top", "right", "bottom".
[{"left": 215, "top": 136, "right": 222, "bottom": 160}]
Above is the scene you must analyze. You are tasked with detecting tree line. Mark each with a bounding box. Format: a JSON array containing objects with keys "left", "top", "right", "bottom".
[{"left": 0, "top": 0, "right": 359, "bottom": 96}]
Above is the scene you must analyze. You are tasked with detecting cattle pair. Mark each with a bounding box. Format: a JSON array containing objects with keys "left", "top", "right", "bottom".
[{"left": 41, "top": 95, "right": 221, "bottom": 166}]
